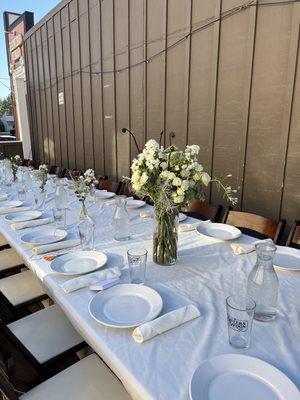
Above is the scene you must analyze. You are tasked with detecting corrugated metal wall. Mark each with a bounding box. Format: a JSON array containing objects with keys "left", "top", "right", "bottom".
[{"left": 24, "top": 0, "right": 300, "bottom": 225}]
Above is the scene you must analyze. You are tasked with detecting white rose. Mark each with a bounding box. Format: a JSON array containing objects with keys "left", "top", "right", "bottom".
[
  {"left": 177, "top": 188, "right": 184, "bottom": 196},
  {"left": 201, "top": 172, "right": 211, "bottom": 186},
  {"left": 181, "top": 180, "right": 189, "bottom": 190},
  {"left": 172, "top": 177, "right": 182, "bottom": 186},
  {"left": 160, "top": 162, "right": 168, "bottom": 170},
  {"left": 180, "top": 170, "right": 189, "bottom": 178}
]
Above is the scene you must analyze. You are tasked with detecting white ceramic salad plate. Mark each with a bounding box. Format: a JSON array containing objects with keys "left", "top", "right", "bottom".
[
  {"left": 21, "top": 227, "right": 67, "bottom": 246},
  {"left": 189, "top": 354, "right": 300, "bottom": 400},
  {"left": 50, "top": 251, "right": 107, "bottom": 275},
  {"left": 274, "top": 246, "right": 300, "bottom": 271},
  {"left": 5, "top": 210, "right": 42, "bottom": 223},
  {"left": 196, "top": 222, "right": 241, "bottom": 241},
  {"left": 89, "top": 284, "right": 163, "bottom": 328}
]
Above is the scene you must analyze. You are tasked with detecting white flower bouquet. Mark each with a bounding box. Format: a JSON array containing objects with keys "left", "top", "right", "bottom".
[
  {"left": 36, "top": 164, "right": 48, "bottom": 191},
  {"left": 71, "top": 169, "right": 98, "bottom": 219},
  {"left": 9, "top": 155, "right": 22, "bottom": 181},
  {"left": 129, "top": 139, "right": 237, "bottom": 265}
]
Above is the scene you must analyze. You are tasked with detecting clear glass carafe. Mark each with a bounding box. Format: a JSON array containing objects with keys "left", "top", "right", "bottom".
[
  {"left": 247, "top": 242, "right": 278, "bottom": 322},
  {"left": 54, "top": 180, "right": 68, "bottom": 209},
  {"left": 113, "top": 195, "right": 130, "bottom": 241}
]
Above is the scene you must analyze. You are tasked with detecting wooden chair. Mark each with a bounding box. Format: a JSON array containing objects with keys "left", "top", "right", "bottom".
[
  {"left": 98, "top": 180, "right": 122, "bottom": 194},
  {"left": 69, "top": 170, "right": 82, "bottom": 179},
  {"left": 0, "top": 303, "right": 85, "bottom": 382},
  {"left": 0, "top": 352, "right": 131, "bottom": 400},
  {"left": 0, "top": 248, "right": 26, "bottom": 279},
  {"left": 222, "top": 208, "right": 286, "bottom": 243},
  {"left": 184, "top": 200, "right": 223, "bottom": 222},
  {"left": 286, "top": 221, "right": 300, "bottom": 249},
  {"left": 0, "top": 270, "right": 48, "bottom": 322},
  {"left": 48, "top": 165, "right": 57, "bottom": 174}
]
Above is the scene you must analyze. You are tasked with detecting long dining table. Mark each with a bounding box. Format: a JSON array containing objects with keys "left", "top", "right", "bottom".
[{"left": 0, "top": 187, "right": 299, "bottom": 400}]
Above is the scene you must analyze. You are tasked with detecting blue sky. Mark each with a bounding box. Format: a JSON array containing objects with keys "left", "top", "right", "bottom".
[{"left": 0, "top": 0, "right": 60, "bottom": 99}]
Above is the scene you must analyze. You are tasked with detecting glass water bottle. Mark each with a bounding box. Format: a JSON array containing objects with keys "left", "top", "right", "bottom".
[
  {"left": 247, "top": 242, "right": 278, "bottom": 322},
  {"left": 113, "top": 195, "right": 131, "bottom": 241},
  {"left": 55, "top": 180, "right": 68, "bottom": 209}
]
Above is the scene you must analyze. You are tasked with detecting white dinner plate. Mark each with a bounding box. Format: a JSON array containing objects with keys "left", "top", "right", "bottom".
[
  {"left": 126, "top": 199, "right": 146, "bottom": 209},
  {"left": 196, "top": 222, "right": 241, "bottom": 241},
  {"left": 274, "top": 246, "right": 300, "bottom": 271},
  {"left": 5, "top": 210, "right": 42, "bottom": 223},
  {"left": 92, "top": 191, "right": 115, "bottom": 200},
  {"left": 0, "top": 200, "right": 23, "bottom": 208},
  {"left": 179, "top": 213, "right": 187, "bottom": 222},
  {"left": 89, "top": 284, "right": 163, "bottom": 328},
  {"left": 189, "top": 354, "right": 300, "bottom": 400},
  {"left": 21, "top": 227, "right": 67, "bottom": 246},
  {"left": 50, "top": 250, "right": 107, "bottom": 275}
]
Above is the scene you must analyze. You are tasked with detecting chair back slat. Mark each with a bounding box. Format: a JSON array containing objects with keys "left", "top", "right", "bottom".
[
  {"left": 98, "top": 180, "right": 122, "bottom": 194},
  {"left": 286, "top": 221, "right": 300, "bottom": 248},
  {"left": 223, "top": 209, "right": 285, "bottom": 243},
  {"left": 186, "top": 201, "right": 223, "bottom": 222}
]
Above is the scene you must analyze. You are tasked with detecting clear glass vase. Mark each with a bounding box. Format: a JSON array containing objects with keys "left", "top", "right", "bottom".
[
  {"left": 153, "top": 205, "right": 179, "bottom": 266},
  {"left": 247, "top": 242, "right": 278, "bottom": 322},
  {"left": 79, "top": 199, "right": 88, "bottom": 220},
  {"left": 112, "top": 195, "right": 131, "bottom": 241}
]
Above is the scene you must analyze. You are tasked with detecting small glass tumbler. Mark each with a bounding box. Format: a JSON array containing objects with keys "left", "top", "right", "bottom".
[
  {"left": 127, "top": 248, "right": 147, "bottom": 284},
  {"left": 52, "top": 207, "right": 66, "bottom": 229},
  {"left": 226, "top": 295, "right": 256, "bottom": 349},
  {"left": 78, "top": 219, "right": 95, "bottom": 250}
]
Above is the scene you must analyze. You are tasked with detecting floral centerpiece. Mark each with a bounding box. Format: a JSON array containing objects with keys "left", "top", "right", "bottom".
[
  {"left": 129, "top": 140, "right": 237, "bottom": 265},
  {"left": 36, "top": 164, "right": 48, "bottom": 192},
  {"left": 71, "top": 169, "right": 98, "bottom": 219},
  {"left": 9, "top": 155, "right": 22, "bottom": 181}
]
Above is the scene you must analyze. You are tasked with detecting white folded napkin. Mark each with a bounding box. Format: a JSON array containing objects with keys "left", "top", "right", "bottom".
[
  {"left": 132, "top": 304, "right": 200, "bottom": 344},
  {"left": 0, "top": 206, "right": 31, "bottom": 215},
  {"left": 11, "top": 217, "right": 54, "bottom": 231},
  {"left": 178, "top": 220, "right": 211, "bottom": 232},
  {"left": 231, "top": 238, "right": 274, "bottom": 255},
  {"left": 60, "top": 267, "right": 122, "bottom": 293},
  {"left": 0, "top": 194, "right": 8, "bottom": 201},
  {"left": 32, "top": 239, "right": 81, "bottom": 255}
]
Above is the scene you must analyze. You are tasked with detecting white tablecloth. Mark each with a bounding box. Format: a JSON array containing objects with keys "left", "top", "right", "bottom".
[{"left": 0, "top": 191, "right": 299, "bottom": 400}]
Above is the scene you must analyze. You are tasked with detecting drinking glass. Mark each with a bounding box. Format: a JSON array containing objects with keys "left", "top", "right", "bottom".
[
  {"left": 226, "top": 295, "right": 256, "bottom": 349},
  {"left": 17, "top": 183, "right": 27, "bottom": 201},
  {"left": 78, "top": 219, "right": 94, "bottom": 250},
  {"left": 33, "top": 190, "right": 46, "bottom": 210},
  {"left": 52, "top": 207, "right": 66, "bottom": 229},
  {"left": 127, "top": 248, "right": 147, "bottom": 284}
]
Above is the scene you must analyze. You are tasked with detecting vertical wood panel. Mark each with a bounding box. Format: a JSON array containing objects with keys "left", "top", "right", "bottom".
[
  {"left": 115, "top": 0, "right": 130, "bottom": 179},
  {"left": 211, "top": 0, "right": 257, "bottom": 206},
  {"left": 101, "top": 0, "right": 117, "bottom": 178},
  {"left": 70, "top": 0, "right": 85, "bottom": 170},
  {"left": 48, "top": 18, "right": 62, "bottom": 166},
  {"left": 243, "top": 3, "right": 294, "bottom": 219},
  {"left": 188, "top": 0, "right": 221, "bottom": 172},
  {"left": 43, "top": 22, "right": 56, "bottom": 165},
  {"left": 33, "top": 30, "right": 47, "bottom": 161},
  {"left": 146, "top": 0, "right": 167, "bottom": 142},
  {"left": 90, "top": 0, "right": 105, "bottom": 174},
  {"left": 25, "top": 38, "right": 39, "bottom": 160},
  {"left": 165, "top": 0, "right": 192, "bottom": 149},
  {"left": 129, "top": 0, "right": 146, "bottom": 160}
]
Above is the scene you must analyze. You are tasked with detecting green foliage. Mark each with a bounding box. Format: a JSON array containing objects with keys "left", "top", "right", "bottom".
[{"left": 0, "top": 94, "right": 13, "bottom": 116}]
